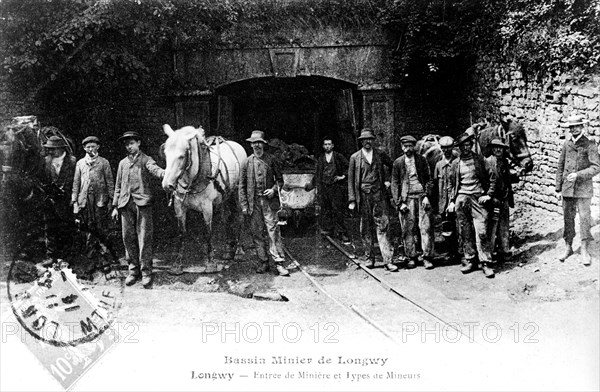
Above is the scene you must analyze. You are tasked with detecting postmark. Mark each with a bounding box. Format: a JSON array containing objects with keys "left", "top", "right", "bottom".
[{"left": 6, "top": 231, "right": 125, "bottom": 389}]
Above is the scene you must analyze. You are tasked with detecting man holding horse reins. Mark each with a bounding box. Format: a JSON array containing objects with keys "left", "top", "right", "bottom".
[
  {"left": 239, "top": 130, "right": 290, "bottom": 276},
  {"left": 40, "top": 135, "right": 77, "bottom": 267},
  {"left": 112, "top": 131, "right": 165, "bottom": 289},
  {"left": 556, "top": 114, "right": 600, "bottom": 266}
]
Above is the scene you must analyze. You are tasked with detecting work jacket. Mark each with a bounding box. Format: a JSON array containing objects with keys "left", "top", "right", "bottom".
[
  {"left": 239, "top": 153, "right": 283, "bottom": 215},
  {"left": 391, "top": 153, "right": 434, "bottom": 206},
  {"left": 113, "top": 152, "right": 164, "bottom": 209},
  {"left": 348, "top": 148, "right": 392, "bottom": 211},
  {"left": 556, "top": 135, "right": 600, "bottom": 198}
]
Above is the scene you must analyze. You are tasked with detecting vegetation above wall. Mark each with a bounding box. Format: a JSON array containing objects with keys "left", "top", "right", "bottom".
[{"left": 1, "top": 0, "right": 598, "bottom": 108}]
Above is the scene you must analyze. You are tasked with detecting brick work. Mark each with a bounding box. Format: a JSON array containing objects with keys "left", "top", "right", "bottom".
[{"left": 469, "top": 57, "right": 600, "bottom": 220}]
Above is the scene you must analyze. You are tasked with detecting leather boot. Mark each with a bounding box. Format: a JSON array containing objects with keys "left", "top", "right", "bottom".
[
  {"left": 460, "top": 259, "right": 477, "bottom": 274},
  {"left": 581, "top": 241, "right": 592, "bottom": 266},
  {"left": 256, "top": 260, "right": 269, "bottom": 274},
  {"left": 481, "top": 263, "right": 495, "bottom": 278},
  {"left": 275, "top": 264, "right": 290, "bottom": 276},
  {"left": 141, "top": 274, "right": 153, "bottom": 289},
  {"left": 559, "top": 242, "right": 573, "bottom": 262},
  {"left": 423, "top": 257, "right": 434, "bottom": 270}
]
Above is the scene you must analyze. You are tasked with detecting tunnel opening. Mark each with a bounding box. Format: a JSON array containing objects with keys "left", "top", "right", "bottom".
[{"left": 216, "top": 76, "right": 359, "bottom": 157}]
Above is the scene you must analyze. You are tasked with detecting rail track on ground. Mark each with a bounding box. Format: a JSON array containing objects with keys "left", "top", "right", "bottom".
[{"left": 282, "top": 235, "right": 479, "bottom": 345}]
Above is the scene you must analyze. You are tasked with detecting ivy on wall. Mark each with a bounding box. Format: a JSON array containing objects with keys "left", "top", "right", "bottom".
[{"left": 1, "top": 0, "right": 598, "bottom": 113}]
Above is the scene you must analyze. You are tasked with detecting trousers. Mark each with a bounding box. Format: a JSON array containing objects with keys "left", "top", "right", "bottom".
[
  {"left": 399, "top": 195, "right": 434, "bottom": 259},
  {"left": 120, "top": 199, "right": 154, "bottom": 277},
  {"left": 456, "top": 193, "right": 493, "bottom": 264},
  {"left": 359, "top": 190, "right": 394, "bottom": 264}
]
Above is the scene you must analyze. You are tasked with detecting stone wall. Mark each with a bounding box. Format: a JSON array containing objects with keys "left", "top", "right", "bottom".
[{"left": 470, "top": 57, "right": 600, "bottom": 220}]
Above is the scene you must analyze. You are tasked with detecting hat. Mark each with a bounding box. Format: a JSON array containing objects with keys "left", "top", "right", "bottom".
[
  {"left": 489, "top": 138, "right": 509, "bottom": 148},
  {"left": 439, "top": 136, "right": 454, "bottom": 148},
  {"left": 82, "top": 136, "right": 100, "bottom": 146},
  {"left": 560, "top": 114, "right": 589, "bottom": 128},
  {"left": 118, "top": 131, "right": 141, "bottom": 142},
  {"left": 400, "top": 135, "right": 417, "bottom": 145},
  {"left": 246, "top": 130, "right": 268, "bottom": 143},
  {"left": 43, "top": 136, "right": 68, "bottom": 149},
  {"left": 455, "top": 132, "right": 474, "bottom": 145},
  {"left": 357, "top": 129, "right": 376, "bottom": 140}
]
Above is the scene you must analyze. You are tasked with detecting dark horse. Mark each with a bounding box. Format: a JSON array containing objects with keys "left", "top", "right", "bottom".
[
  {"left": 0, "top": 116, "right": 75, "bottom": 258},
  {"left": 416, "top": 117, "right": 534, "bottom": 174}
]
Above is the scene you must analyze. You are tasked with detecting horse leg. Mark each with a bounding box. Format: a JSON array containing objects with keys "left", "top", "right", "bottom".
[
  {"left": 222, "top": 195, "right": 239, "bottom": 260},
  {"left": 173, "top": 204, "right": 187, "bottom": 274},
  {"left": 199, "top": 200, "right": 217, "bottom": 272}
]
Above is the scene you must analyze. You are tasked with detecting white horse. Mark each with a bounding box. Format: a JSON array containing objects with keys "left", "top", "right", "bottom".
[{"left": 161, "top": 124, "right": 247, "bottom": 272}]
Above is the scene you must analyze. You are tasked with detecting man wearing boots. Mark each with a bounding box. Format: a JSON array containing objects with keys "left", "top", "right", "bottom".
[
  {"left": 556, "top": 114, "right": 600, "bottom": 266},
  {"left": 433, "top": 136, "right": 461, "bottom": 264},
  {"left": 486, "top": 138, "right": 519, "bottom": 265},
  {"left": 239, "top": 130, "right": 289, "bottom": 276},
  {"left": 391, "top": 135, "right": 435, "bottom": 269},
  {"left": 72, "top": 136, "right": 115, "bottom": 272},
  {"left": 112, "top": 131, "right": 165, "bottom": 289},
  {"left": 311, "top": 136, "right": 350, "bottom": 244},
  {"left": 348, "top": 129, "right": 398, "bottom": 272},
  {"left": 448, "top": 131, "right": 498, "bottom": 278}
]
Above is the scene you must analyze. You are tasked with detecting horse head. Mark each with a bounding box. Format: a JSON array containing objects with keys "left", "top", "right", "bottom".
[
  {"left": 500, "top": 118, "right": 533, "bottom": 173},
  {"left": 161, "top": 124, "right": 204, "bottom": 192}
]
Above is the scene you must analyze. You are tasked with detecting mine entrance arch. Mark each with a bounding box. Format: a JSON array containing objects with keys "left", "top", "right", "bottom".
[{"left": 215, "top": 76, "right": 359, "bottom": 157}]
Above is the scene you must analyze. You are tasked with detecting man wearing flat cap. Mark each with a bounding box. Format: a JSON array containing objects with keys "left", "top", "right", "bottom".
[
  {"left": 239, "top": 130, "right": 289, "bottom": 276},
  {"left": 40, "top": 134, "right": 76, "bottom": 267},
  {"left": 112, "top": 131, "right": 165, "bottom": 288},
  {"left": 556, "top": 114, "right": 600, "bottom": 265},
  {"left": 448, "top": 131, "right": 498, "bottom": 278},
  {"left": 486, "top": 138, "right": 519, "bottom": 264},
  {"left": 434, "top": 136, "right": 461, "bottom": 263},
  {"left": 72, "top": 136, "right": 114, "bottom": 269},
  {"left": 391, "top": 135, "right": 435, "bottom": 269},
  {"left": 348, "top": 129, "right": 398, "bottom": 271}
]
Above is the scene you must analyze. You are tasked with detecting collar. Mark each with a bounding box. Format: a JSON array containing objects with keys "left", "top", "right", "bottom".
[
  {"left": 51, "top": 151, "right": 67, "bottom": 163},
  {"left": 128, "top": 152, "right": 140, "bottom": 162},
  {"left": 572, "top": 133, "right": 584, "bottom": 143},
  {"left": 85, "top": 153, "right": 99, "bottom": 165}
]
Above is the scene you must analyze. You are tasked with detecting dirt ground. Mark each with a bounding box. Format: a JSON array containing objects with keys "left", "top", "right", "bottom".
[{"left": 1, "top": 201, "right": 599, "bottom": 391}]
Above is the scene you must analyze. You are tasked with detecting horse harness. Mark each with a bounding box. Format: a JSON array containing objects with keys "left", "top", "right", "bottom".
[{"left": 171, "top": 135, "right": 241, "bottom": 205}]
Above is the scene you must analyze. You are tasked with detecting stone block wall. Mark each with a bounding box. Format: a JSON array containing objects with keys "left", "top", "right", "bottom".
[{"left": 470, "top": 57, "right": 600, "bottom": 220}]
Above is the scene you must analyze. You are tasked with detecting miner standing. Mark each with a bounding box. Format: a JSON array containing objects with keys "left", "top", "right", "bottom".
[{"left": 556, "top": 114, "right": 600, "bottom": 265}]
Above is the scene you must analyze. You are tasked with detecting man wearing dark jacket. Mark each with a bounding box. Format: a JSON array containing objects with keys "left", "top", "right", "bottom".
[
  {"left": 41, "top": 135, "right": 76, "bottom": 267},
  {"left": 312, "top": 137, "right": 350, "bottom": 244},
  {"left": 448, "top": 131, "right": 498, "bottom": 278},
  {"left": 391, "top": 135, "right": 435, "bottom": 269},
  {"left": 556, "top": 114, "right": 600, "bottom": 266},
  {"left": 486, "top": 138, "right": 519, "bottom": 264},
  {"left": 348, "top": 129, "right": 398, "bottom": 272}
]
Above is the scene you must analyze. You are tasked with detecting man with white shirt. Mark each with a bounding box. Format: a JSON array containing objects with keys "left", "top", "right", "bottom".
[
  {"left": 556, "top": 114, "right": 600, "bottom": 265},
  {"left": 391, "top": 135, "right": 435, "bottom": 269},
  {"left": 348, "top": 129, "right": 398, "bottom": 271},
  {"left": 41, "top": 135, "right": 76, "bottom": 267},
  {"left": 312, "top": 137, "right": 350, "bottom": 244}
]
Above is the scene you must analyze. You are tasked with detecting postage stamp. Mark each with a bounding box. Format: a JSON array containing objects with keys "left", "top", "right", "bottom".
[{"left": 7, "top": 260, "right": 124, "bottom": 389}]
